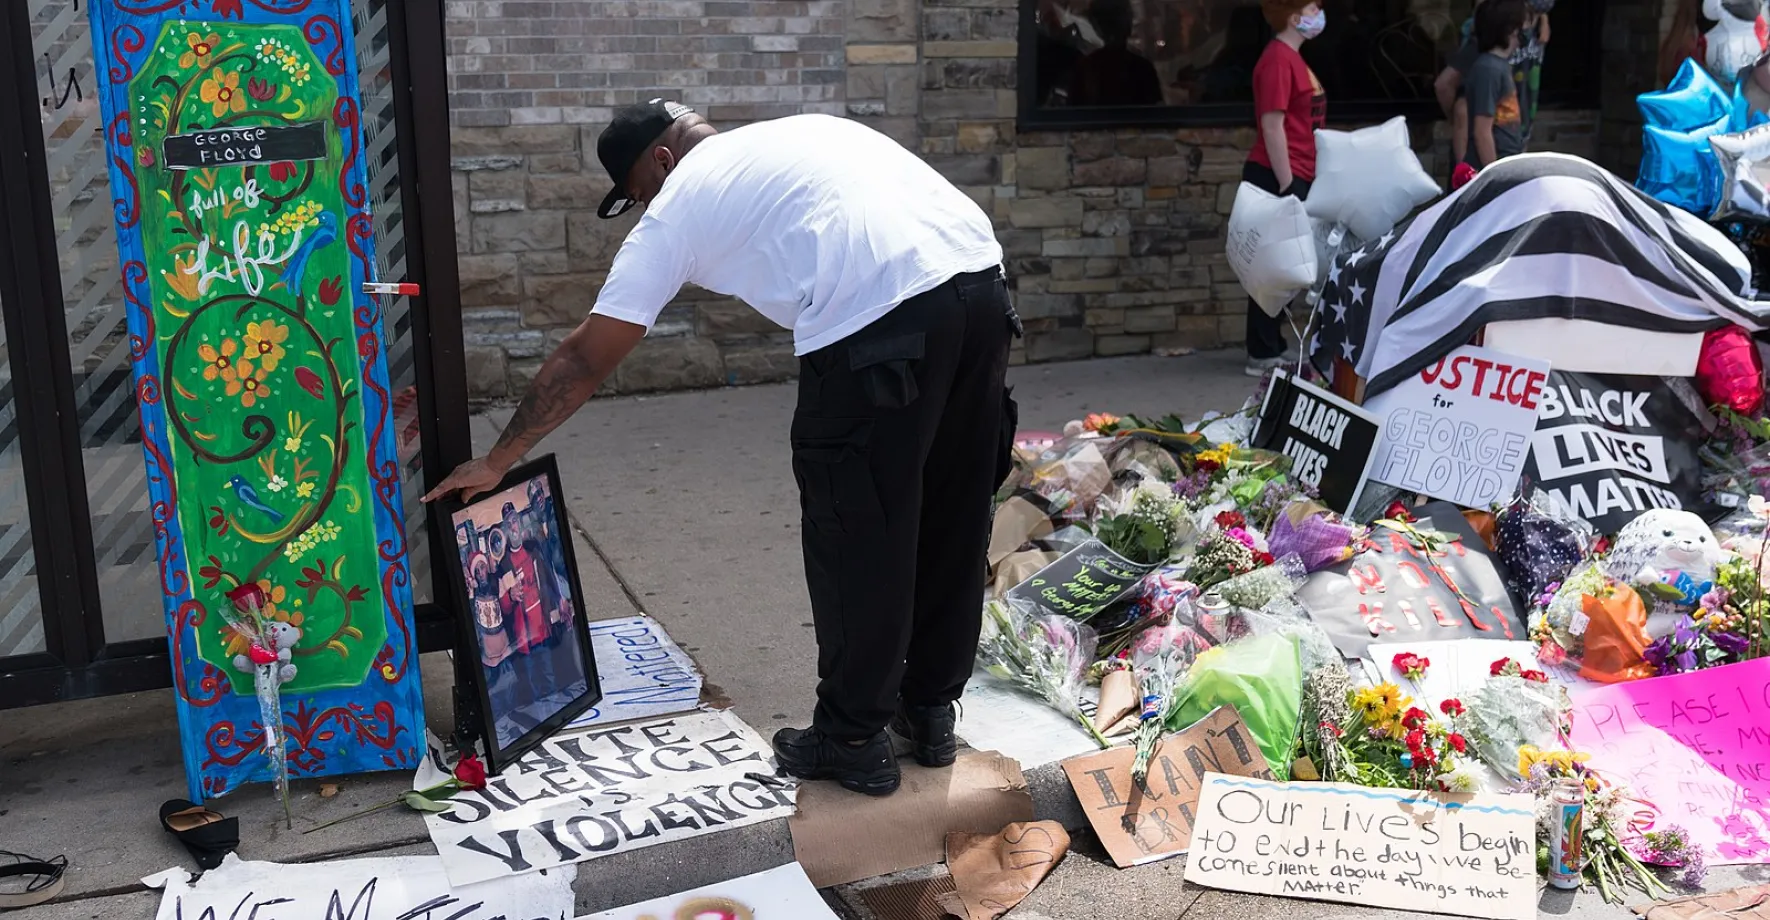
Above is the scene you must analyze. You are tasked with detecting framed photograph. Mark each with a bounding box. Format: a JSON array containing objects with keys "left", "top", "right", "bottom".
[{"left": 439, "top": 454, "right": 601, "bottom": 773}]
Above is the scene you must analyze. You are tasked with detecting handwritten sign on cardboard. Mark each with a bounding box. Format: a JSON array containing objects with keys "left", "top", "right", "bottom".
[
  {"left": 1364, "top": 345, "right": 1549, "bottom": 508},
  {"left": 1252, "top": 370, "right": 1383, "bottom": 515},
  {"left": 1003, "top": 538, "right": 1156, "bottom": 619},
  {"left": 420, "top": 710, "right": 798, "bottom": 887},
  {"left": 1294, "top": 502, "right": 1525, "bottom": 660},
  {"left": 1184, "top": 775, "right": 1535, "bottom": 920},
  {"left": 1568, "top": 657, "right": 1770, "bottom": 865},
  {"left": 145, "top": 853, "right": 574, "bottom": 920},
  {"left": 1061, "top": 706, "right": 1273, "bottom": 867}
]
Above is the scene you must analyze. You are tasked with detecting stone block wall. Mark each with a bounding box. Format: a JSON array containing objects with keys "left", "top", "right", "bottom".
[{"left": 446, "top": 0, "right": 1668, "bottom": 400}]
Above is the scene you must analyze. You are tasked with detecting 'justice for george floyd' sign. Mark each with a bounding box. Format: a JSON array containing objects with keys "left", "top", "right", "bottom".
[{"left": 1253, "top": 371, "right": 1382, "bottom": 516}]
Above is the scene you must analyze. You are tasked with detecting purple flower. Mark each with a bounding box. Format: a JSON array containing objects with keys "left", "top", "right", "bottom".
[
  {"left": 1644, "top": 635, "right": 1675, "bottom": 674},
  {"left": 1675, "top": 648, "right": 1699, "bottom": 672},
  {"left": 1699, "top": 587, "right": 1728, "bottom": 611},
  {"left": 1680, "top": 850, "right": 1707, "bottom": 888},
  {"left": 1674, "top": 615, "right": 1700, "bottom": 647},
  {"left": 1713, "top": 631, "right": 1750, "bottom": 655}
]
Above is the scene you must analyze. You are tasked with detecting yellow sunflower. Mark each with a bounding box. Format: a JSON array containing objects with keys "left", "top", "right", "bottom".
[
  {"left": 244, "top": 318, "right": 289, "bottom": 371},
  {"left": 199, "top": 68, "right": 246, "bottom": 118}
]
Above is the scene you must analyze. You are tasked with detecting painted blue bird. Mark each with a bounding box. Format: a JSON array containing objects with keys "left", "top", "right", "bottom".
[
  {"left": 226, "top": 475, "right": 286, "bottom": 524},
  {"left": 279, "top": 211, "right": 337, "bottom": 299}
]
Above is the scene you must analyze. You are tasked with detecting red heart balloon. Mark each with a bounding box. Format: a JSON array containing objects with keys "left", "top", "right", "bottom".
[{"left": 1695, "top": 325, "right": 1765, "bottom": 415}]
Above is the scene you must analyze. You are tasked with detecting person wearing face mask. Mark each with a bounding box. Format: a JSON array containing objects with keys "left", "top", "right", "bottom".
[
  {"left": 1241, "top": 0, "right": 1327, "bottom": 377},
  {"left": 424, "top": 100, "right": 1017, "bottom": 799},
  {"left": 1463, "top": 0, "right": 1529, "bottom": 173}
]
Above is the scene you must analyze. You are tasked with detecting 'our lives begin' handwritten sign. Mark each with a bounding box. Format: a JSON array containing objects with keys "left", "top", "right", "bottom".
[
  {"left": 1365, "top": 345, "right": 1549, "bottom": 509},
  {"left": 1253, "top": 370, "right": 1381, "bottom": 515},
  {"left": 1183, "top": 775, "right": 1535, "bottom": 920},
  {"left": 1003, "top": 539, "right": 1156, "bottom": 619},
  {"left": 1568, "top": 657, "right": 1770, "bottom": 864}
]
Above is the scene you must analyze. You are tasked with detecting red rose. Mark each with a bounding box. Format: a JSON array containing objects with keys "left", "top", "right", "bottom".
[
  {"left": 1489, "top": 657, "right": 1514, "bottom": 677},
  {"left": 1520, "top": 669, "right": 1549, "bottom": 683},
  {"left": 1252, "top": 550, "right": 1276, "bottom": 567},
  {"left": 1385, "top": 500, "right": 1414, "bottom": 522},
  {"left": 226, "top": 582, "right": 269, "bottom": 612},
  {"left": 1215, "top": 510, "right": 1246, "bottom": 530},
  {"left": 1196, "top": 458, "right": 1221, "bottom": 473},
  {"left": 453, "top": 752, "right": 488, "bottom": 789},
  {"left": 1392, "top": 652, "right": 1430, "bottom": 680},
  {"left": 1593, "top": 535, "right": 1612, "bottom": 555},
  {"left": 246, "top": 644, "right": 278, "bottom": 665},
  {"left": 1402, "top": 707, "right": 1430, "bottom": 730},
  {"left": 1447, "top": 733, "right": 1468, "bottom": 754},
  {"left": 1440, "top": 698, "right": 1466, "bottom": 718}
]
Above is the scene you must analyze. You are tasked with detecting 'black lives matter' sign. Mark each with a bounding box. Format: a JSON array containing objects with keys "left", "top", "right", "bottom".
[
  {"left": 162, "top": 121, "right": 327, "bottom": 170},
  {"left": 1523, "top": 372, "right": 1718, "bottom": 534},
  {"left": 1253, "top": 371, "right": 1382, "bottom": 515}
]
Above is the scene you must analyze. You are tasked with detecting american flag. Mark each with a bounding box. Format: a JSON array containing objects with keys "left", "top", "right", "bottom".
[{"left": 1308, "top": 153, "right": 1766, "bottom": 397}]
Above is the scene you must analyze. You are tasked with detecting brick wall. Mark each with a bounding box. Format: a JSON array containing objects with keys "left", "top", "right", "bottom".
[{"left": 446, "top": 0, "right": 1667, "bottom": 400}]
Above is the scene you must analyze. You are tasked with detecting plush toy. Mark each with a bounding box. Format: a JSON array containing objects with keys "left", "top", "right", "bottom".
[
  {"left": 1703, "top": 0, "right": 1768, "bottom": 91},
  {"left": 231, "top": 621, "right": 302, "bottom": 684},
  {"left": 1602, "top": 509, "right": 1725, "bottom": 636}
]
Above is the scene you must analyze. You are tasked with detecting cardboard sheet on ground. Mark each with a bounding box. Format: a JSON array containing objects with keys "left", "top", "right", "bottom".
[
  {"left": 957, "top": 668, "right": 1100, "bottom": 769},
  {"left": 420, "top": 709, "right": 798, "bottom": 887},
  {"left": 1061, "top": 706, "right": 1275, "bottom": 867},
  {"left": 789, "top": 750, "right": 1034, "bottom": 888},
  {"left": 143, "top": 853, "right": 575, "bottom": 920},
  {"left": 1633, "top": 883, "right": 1770, "bottom": 919},
  {"left": 568, "top": 616, "right": 703, "bottom": 728},
  {"left": 1295, "top": 502, "right": 1525, "bottom": 659},
  {"left": 1568, "top": 657, "right": 1770, "bottom": 864},
  {"left": 940, "top": 820, "right": 1070, "bottom": 920},
  {"left": 1363, "top": 346, "right": 1549, "bottom": 509},
  {"left": 1183, "top": 775, "right": 1536, "bottom": 920},
  {"left": 575, "top": 863, "right": 835, "bottom": 919}
]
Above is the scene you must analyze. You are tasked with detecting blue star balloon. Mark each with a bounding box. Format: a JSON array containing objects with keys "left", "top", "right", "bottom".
[
  {"left": 1639, "top": 58, "right": 1732, "bottom": 130},
  {"left": 1638, "top": 114, "right": 1730, "bottom": 214},
  {"left": 1730, "top": 77, "right": 1770, "bottom": 131}
]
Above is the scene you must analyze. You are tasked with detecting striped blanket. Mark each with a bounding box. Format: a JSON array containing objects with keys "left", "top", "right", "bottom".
[{"left": 1309, "top": 153, "right": 1767, "bottom": 397}]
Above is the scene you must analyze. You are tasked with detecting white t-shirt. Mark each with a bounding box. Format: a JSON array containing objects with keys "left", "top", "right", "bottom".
[{"left": 589, "top": 114, "right": 1004, "bottom": 355}]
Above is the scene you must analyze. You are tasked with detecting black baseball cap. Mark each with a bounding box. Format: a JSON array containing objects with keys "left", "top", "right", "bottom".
[{"left": 597, "top": 98, "right": 696, "bottom": 219}]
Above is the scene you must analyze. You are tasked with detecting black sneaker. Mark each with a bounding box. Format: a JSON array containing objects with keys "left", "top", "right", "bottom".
[
  {"left": 888, "top": 701, "right": 958, "bottom": 768},
  {"left": 771, "top": 727, "right": 901, "bottom": 796}
]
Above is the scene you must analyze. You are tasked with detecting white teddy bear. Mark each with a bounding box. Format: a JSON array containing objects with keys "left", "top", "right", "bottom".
[
  {"left": 1704, "top": 0, "right": 1767, "bottom": 91},
  {"left": 230, "top": 621, "right": 302, "bottom": 684}
]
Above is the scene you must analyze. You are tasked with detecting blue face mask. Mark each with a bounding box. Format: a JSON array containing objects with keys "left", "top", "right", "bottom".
[{"left": 1296, "top": 9, "right": 1327, "bottom": 38}]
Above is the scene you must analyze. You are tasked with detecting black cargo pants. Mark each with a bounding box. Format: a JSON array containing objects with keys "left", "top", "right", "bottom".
[{"left": 793, "top": 267, "right": 1020, "bottom": 741}]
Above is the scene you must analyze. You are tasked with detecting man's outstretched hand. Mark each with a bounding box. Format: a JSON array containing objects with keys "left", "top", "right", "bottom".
[{"left": 422, "top": 455, "right": 508, "bottom": 505}]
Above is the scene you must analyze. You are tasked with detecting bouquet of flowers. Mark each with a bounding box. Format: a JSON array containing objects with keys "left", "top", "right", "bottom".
[
  {"left": 1308, "top": 672, "right": 1477, "bottom": 792},
  {"left": 1185, "top": 514, "right": 1273, "bottom": 589},
  {"left": 1515, "top": 749, "right": 1687, "bottom": 903},
  {"left": 1127, "top": 619, "right": 1197, "bottom": 782},
  {"left": 220, "top": 582, "right": 296, "bottom": 827},
  {"left": 978, "top": 599, "right": 1110, "bottom": 747},
  {"left": 1266, "top": 500, "right": 1363, "bottom": 573},
  {"left": 1213, "top": 552, "right": 1307, "bottom": 610},
  {"left": 1095, "top": 480, "right": 1189, "bottom": 567},
  {"left": 1449, "top": 659, "right": 1570, "bottom": 780}
]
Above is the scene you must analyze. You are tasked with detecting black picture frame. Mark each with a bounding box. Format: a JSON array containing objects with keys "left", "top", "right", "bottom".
[{"left": 436, "top": 454, "right": 602, "bottom": 775}]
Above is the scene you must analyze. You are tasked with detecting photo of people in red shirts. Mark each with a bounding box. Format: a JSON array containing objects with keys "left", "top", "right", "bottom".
[{"left": 452, "top": 474, "right": 590, "bottom": 749}]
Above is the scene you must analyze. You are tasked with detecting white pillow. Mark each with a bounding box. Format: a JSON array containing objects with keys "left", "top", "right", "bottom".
[
  {"left": 1306, "top": 116, "right": 1441, "bottom": 242},
  {"left": 1226, "top": 181, "right": 1318, "bottom": 317}
]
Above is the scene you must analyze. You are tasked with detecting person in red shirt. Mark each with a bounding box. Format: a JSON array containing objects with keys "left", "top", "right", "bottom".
[
  {"left": 497, "top": 504, "right": 555, "bottom": 696},
  {"left": 1243, "top": 0, "right": 1326, "bottom": 378}
]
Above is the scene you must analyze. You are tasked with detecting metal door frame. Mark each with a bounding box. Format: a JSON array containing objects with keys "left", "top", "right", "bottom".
[{"left": 0, "top": 0, "right": 470, "bottom": 707}]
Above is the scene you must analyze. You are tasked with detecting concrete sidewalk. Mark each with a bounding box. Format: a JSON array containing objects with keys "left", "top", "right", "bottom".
[{"left": 5, "top": 351, "right": 1764, "bottom": 918}]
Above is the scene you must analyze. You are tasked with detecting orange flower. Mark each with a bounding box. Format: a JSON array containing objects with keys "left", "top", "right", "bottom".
[
  {"left": 244, "top": 318, "right": 289, "bottom": 371},
  {"left": 226, "top": 357, "right": 272, "bottom": 407},
  {"left": 199, "top": 338, "right": 241, "bottom": 382},
  {"left": 199, "top": 68, "right": 245, "bottom": 118},
  {"left": 179, "top": 32, "right": 221, "bottom": 70}
]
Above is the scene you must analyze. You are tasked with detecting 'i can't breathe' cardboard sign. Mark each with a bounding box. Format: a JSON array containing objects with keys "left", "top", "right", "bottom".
[{"left": 1364, "top": 346, "right": 1550, "bottom": 509}]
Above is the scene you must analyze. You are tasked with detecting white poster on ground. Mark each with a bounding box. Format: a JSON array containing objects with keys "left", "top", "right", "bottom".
[
  {"left": 143, "top": 853, "right": 575, "bottom": 920},
  {"left": 570, "top": 616, "right": 703, "bottom": 728},
  {"left": 423, "top": 710, "right": 799, "bottom": 887},
  {"left": 577, "top": 863, "right": 837, "bottom": 919},
  {"left": 1364, "top": 345, "right": 1550, "bottom": 509},
  {"left": 957, "top": 668, "right": 1102, "bottom": 769}
]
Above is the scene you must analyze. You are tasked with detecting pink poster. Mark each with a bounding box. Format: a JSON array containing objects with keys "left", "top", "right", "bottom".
[{"left": 1568, "top": 658, "right": 1770, "bottom": 864}]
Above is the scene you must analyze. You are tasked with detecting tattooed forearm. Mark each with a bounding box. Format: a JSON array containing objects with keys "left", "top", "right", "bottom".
[{"left": 488, "top": 345, "right": 598, "bottom": 466}]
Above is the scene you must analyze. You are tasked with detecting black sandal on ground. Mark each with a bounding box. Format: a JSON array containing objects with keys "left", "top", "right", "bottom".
[
  {"left": 0, "top": 851, "right": 67, "bottom": 911},
  {"left": 159, "top": 799, "right": 240, "bottom": 870}
]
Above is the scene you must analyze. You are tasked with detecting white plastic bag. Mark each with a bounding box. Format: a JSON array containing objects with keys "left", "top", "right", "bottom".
[
  {"left": 1306, "top": 116, "right": 1440, "bottom": 242},
  {"left": 1226, "top": 182, "right": 1317, "bottom": 317}
]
